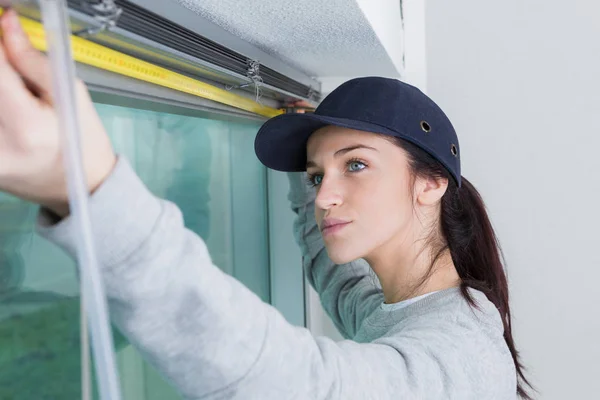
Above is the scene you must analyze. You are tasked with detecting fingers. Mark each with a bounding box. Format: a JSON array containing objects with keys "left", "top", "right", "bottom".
[
  {"left": 0, "top": 9, "right": 53, "bottom": 101},
  {"left": 0, "top": 11, "right": 36, "bottom": 124}
]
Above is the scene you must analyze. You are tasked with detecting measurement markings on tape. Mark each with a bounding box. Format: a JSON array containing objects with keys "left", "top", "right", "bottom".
[{"left": 0, "top": 10, "right": 283, "bottom": 118}]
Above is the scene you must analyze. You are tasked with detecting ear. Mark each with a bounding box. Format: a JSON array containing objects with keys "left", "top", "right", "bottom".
[{"left": 415, "top": 175, "right": 448, "bottom": 206}]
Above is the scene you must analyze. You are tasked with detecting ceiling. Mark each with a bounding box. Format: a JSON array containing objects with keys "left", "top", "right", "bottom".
[{"left": 175, "top": 0, "right": 400, "bottom": 79}]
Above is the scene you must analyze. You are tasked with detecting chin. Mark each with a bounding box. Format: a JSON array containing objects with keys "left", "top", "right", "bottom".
[{"left": 324, "top": 243, "right": 363, "bottom": 265}]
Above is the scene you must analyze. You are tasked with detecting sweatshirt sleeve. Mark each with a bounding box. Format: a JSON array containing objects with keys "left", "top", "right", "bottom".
[
  {"left": 287, "top": 172, "right": 383, "bottom": 339},
  {"left": 37, "top": 157, "right": 410, "bottom": 400}
]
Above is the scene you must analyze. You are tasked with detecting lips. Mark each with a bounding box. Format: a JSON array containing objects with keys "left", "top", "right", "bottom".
[{"left": 321, "top": 218, "right": 352, "bottom": 236}]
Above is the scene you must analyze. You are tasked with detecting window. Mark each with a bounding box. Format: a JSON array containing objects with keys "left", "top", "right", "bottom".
[{"left": 0, "top": 99, "right": 272, "bottom": 399}]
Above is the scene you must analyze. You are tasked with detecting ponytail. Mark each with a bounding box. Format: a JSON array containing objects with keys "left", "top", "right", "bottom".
[
  {"left": 390, "top": 137, "right": 534, "bottom": 399},
  {"left": 442, "top": 177, "right": 533, "bottom": 399}
]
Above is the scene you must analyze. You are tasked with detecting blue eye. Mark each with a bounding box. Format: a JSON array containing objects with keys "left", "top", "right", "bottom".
[
  {"left": 307, "top": 174, "right": 323, "bottom": 187},
  {"left": 307, "top": 160, "right": 366, "bottom": 187},
  {"left": 348, "top": 161, "right": 366, "bottom": 172}
]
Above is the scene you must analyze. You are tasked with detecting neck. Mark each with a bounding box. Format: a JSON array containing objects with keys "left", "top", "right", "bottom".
[{"left": 366, "top": 239, "right": 461, "bottom": 304}]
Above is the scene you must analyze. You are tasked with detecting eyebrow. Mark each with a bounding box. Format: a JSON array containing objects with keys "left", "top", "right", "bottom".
[{"left": 306, "top": 145, "right": 378, "bottom": 169}]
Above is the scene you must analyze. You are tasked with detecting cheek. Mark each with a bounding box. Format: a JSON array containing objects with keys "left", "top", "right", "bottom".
[
  {"left": 323, "top": 177, "right": 413, "bottom": 264},
  {"left": 360, "top": 181, "right": 413, "bottom": 244},
  {"left": 360, "top": 171, "right": 415, "bottom": 249}
]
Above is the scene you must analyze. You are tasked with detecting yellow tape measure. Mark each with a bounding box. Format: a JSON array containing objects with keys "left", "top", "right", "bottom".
[{"left": 0, "top": 10, "right": 283, "bottom": 118}]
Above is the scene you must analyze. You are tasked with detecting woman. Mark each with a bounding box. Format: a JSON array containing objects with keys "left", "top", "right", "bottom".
[{"left": 0, "top": 9, "right": 531, "bottom": 399}]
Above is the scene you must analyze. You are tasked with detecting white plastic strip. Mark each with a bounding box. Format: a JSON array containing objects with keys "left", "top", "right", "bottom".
[
  {"left": 81, "top": 293, "right": 92, "bottom": 400},
  {"left": 39, "top": 1, "right": 122, "bottom": 399}
]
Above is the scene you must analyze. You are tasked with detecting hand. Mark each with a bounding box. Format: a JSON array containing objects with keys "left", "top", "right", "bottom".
[
  {"left": 283, "top": 100, "right": 315, "bottom": 114},
  {"left": 0, "top": 9, "right": 116, "bottom": 217}
]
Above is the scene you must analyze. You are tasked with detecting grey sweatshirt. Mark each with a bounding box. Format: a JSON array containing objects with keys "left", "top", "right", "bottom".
[{"left": 37, "top": 157, "right": 517, "bottom": 399}]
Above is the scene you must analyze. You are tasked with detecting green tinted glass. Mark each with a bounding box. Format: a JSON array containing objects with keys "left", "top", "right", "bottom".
[{"left": 0, "top": 102, "right": 269, "bottom": 399}]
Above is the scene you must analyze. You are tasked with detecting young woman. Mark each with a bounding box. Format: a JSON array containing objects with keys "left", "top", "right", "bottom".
[{"left": 0, "top": 9, "right": 531, "bottom": 399}]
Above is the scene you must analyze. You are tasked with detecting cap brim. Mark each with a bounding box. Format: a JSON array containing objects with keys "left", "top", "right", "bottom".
[{"left": 254, "top": 113, "right": 398, "bottom": 171}]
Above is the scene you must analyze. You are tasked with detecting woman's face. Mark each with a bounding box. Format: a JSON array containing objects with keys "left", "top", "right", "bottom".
[{"left": 306, "top": 126, "right": 417, "bottom": 264}]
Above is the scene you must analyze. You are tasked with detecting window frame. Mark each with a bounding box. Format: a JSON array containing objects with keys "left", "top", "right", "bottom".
[{"left": 87, "top": 72, "right": 306, "bottom": 326}]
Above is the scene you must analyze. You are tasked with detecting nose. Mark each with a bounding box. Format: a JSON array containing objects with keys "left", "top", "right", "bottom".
[{"left": 314, "top": 177, "right": 343, "bottom": 211}]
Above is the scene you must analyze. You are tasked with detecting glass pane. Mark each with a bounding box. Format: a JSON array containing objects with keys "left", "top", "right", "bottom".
[{"left": 0, "top": 101, "right": 269, "bottom": 399}]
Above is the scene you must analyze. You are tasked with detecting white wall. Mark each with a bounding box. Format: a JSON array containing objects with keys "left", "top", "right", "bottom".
[
  {"left": 356, "top": 0, "right": 405, "bottom": 76},
  {"left": 425, "top": 0, "right": 600, "bottom": 398},
  {"left": 313, "top": 0, "right": 409, "bottom": 100}
]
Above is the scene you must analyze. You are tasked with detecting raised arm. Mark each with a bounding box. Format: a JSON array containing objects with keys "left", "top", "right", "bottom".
[
  {"left": 287, "top": 172, "right": 383, "bottom": 339},
  {"left": 37, "top": 157, "right": 446, "bottom": 399}
]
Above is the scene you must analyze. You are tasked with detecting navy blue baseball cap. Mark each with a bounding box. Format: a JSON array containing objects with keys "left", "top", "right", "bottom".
[{"left": 254, "top": 77, "right": 461, "bottom": 186}]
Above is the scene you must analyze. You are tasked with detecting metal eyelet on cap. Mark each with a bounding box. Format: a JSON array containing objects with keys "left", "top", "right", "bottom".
[
  {"left": 451, "top": 144, "right": 458, "bottom": 157},
  {"left": 420, "top": 121, "right": 431, "bottom": 132}
]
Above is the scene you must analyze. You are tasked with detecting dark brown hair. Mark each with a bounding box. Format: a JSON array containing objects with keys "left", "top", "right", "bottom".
[{"left": 393, "top": 138, "right": 534, "bottom": 399}]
